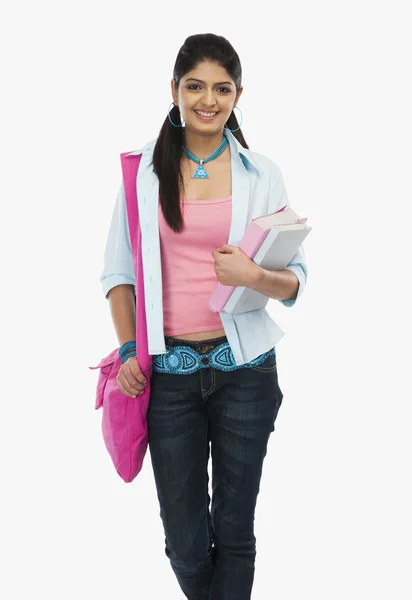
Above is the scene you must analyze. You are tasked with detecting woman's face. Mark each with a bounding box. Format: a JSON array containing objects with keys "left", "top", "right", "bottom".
[{"left": 171, "top": 60, "right": 243, "bottom": 134}]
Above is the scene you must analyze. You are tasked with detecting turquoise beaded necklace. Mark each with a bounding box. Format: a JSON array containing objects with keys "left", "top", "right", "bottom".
[{"left": 183, "top": 136, "right": 228, "bottom": 179}]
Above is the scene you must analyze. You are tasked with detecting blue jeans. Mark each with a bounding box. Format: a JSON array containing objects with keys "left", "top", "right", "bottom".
[{"left": 147, "top": 335, "right": 284, "bottom": 600}]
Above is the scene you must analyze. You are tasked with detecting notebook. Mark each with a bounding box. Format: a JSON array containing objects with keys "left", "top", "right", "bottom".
[{"left": 208, "top": 205, "right": 311, "bottom": 314}]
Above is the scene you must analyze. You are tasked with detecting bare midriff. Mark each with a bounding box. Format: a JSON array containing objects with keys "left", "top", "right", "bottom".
[{"left": 170, "top": 328, "right": 226, "bottom": 341}]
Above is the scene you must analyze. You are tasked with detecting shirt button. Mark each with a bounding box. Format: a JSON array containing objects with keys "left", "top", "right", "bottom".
[{"left": 201, "top": 357, "right": 209, "bottom": 365}]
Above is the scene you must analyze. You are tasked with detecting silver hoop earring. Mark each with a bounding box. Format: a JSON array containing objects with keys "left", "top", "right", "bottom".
[
  {"left": 224, "top": 105, "right": 243, "bottom": 132},
  {"left": 167, "top": 102, "right": 185, "bottom": 128}
]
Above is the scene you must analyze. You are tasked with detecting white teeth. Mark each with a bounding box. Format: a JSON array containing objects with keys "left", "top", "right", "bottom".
[{"left": 196, "top": 110, "right": 217, "bottom": 117}]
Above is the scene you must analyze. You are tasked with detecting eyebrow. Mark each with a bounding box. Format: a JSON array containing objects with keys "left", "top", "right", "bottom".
[{"left": 184, "top": 77, "right": 233, "bottom": 86}]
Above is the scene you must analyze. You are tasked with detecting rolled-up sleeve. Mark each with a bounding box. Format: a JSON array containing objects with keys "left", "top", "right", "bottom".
[
  {"left": 100, "top": 180, "right": 136, "bottom": 299},
  {"left": 268, "top": 162, "right": 308, "bottom": 308}
]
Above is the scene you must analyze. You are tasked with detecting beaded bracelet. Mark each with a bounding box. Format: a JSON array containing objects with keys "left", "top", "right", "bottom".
[
  {"left": 120, "top": 340, "right": 137, "bottom": 364},
  {"left": 120, "top": 349, "right": 137, "bottom": 364},
  {"left": 120, "top": 340, "right": 136, "bottom": 355}
]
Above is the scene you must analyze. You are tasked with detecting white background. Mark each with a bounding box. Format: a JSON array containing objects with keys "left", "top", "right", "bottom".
[{"left": 1, "top": 1, "right": 411, "bottom": 598}]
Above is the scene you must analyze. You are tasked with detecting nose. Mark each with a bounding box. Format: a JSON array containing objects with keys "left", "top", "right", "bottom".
[{"left": 203, "top": 88, "right": 217, "bottom": 107}]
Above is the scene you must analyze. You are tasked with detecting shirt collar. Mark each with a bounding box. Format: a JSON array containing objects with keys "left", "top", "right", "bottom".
[{"left": 223, "top": 128, "right": 260, "bottom": 174}]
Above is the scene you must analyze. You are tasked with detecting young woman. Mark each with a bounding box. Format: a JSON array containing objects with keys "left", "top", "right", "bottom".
[{"left": 101, "top": 33, "right": 308, "bottom": 600}]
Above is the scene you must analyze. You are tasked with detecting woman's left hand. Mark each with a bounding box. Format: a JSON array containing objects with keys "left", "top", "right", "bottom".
[{"left": 212, "top": 244, "right": 262, "bottom": 287}]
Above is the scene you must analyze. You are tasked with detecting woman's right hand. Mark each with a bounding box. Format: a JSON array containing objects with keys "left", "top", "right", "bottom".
[{"left": 116, "top": 355, "right": 147, "bottom": 398}]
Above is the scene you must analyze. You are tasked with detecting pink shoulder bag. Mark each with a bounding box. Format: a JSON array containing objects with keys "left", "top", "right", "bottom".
[{"left": 89, "top": 152, "right": 153, "bottom": 483}]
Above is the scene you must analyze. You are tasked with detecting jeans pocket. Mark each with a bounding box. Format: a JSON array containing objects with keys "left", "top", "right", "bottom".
[{"left": 249, "top": 352, "right": 278, "bottom": 373}]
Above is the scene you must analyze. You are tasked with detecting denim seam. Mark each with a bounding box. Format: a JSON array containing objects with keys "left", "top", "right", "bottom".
[
  {"left": 202, "top": 367, "right": 216, "bottom": 398},
  {"left": 204, "top": 421, "right": 210, "bottom": 556}
]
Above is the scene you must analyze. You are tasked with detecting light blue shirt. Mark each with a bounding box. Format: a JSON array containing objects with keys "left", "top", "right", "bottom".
[{"left": 101, "top": 129, "right": 308, "bottom": 366}]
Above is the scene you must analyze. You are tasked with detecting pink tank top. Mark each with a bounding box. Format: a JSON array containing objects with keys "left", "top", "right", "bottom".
[{"left": 158, "top": 195, "right": 232, "bottom": 336}]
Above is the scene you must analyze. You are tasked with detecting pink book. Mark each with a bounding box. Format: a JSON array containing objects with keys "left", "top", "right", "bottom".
[{"left": 208, "top": 204, "right": 309, "bottom": 313}]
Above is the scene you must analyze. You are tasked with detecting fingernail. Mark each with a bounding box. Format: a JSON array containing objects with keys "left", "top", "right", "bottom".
[{"left": 142, "top": 380, "right": 147, "bottom": 385}]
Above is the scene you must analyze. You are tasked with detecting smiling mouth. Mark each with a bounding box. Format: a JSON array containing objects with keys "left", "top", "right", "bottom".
[{"left": 194, "top": 110, "right": 219, "bottom": 119}]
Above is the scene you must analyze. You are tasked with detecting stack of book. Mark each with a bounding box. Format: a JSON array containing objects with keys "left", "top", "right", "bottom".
[{"left": 208, "top": 205, "right": 311, "bottom": 314}]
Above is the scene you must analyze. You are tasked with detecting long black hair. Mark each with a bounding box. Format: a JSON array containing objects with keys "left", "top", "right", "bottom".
[{"left": 152, "top": 33, "right": 249, "bottom": 233}]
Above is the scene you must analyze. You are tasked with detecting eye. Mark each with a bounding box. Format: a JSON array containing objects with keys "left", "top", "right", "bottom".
[{"left": 187, "top": 84, "right": 231, "bottom": 93}]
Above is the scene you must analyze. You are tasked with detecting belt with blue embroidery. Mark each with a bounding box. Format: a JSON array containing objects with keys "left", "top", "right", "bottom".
[{"left": 152, "top": 341, "right": 276, "bottom": 375}]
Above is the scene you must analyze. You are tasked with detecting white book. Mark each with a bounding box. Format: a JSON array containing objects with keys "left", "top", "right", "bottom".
[{"left": 217, "top": 209, "right": 311, "bottom": 314}]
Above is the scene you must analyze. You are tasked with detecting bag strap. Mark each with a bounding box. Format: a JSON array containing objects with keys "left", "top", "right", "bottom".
[{"left": 119, "top": 152, "right": 150, "bottom": 368}]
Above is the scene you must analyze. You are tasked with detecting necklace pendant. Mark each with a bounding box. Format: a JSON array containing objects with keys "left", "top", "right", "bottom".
[
  {"left": 192, "top": 159, "right": 209, "bottom": 179},
  {"left": 192, "top": 165, "right": 208, "bottom": 178}
]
